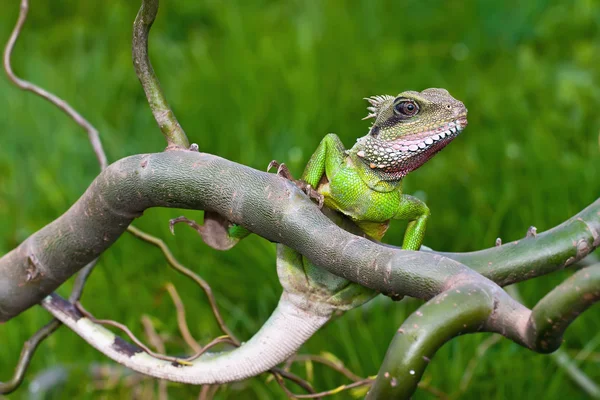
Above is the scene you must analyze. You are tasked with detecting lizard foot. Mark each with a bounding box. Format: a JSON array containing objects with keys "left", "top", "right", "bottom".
[
  {"left": 169, "top": 212, "right": 240, "bottom": 251},
  {"left": 267, "top": 160, "right": 324, "bottom": 209}
]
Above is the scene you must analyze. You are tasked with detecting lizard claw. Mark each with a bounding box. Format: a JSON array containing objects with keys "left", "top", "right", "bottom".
[
  {"left": 302, "top": 184, "right": 324, "bottom": 209},
  {"left": 268, "top": 160, "right": 294, "bottom": 180},
  {"left": 266, "top": 160, "right": 280, "bottom": 173},
  {"left": 267, "top": 159, "right": 324, "bottom": 209}
]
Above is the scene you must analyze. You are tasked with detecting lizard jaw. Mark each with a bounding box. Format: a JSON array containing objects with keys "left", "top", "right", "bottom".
[{"left": 356, "top": 116, "right": 467, "bottom": 179}]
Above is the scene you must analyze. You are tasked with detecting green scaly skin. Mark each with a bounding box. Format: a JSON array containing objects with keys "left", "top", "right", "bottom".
[{"left": 231, "top": 88, "right": 468, "bottom": 310}]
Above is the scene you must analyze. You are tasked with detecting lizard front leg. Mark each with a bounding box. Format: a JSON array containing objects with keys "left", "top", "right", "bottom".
[
  {"left": 394, "top": 194, "right": 431, "bottom": 251},
  {"left": 301, "top": 133, "right": 347, "bottom": 188},
  {"left": 268, "top": 133, "right": 347, "bottom": 207}
]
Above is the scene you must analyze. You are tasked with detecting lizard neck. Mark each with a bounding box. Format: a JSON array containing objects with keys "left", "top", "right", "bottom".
[{"left": 347, "top": 150, "right": 403, "bottom": 193}]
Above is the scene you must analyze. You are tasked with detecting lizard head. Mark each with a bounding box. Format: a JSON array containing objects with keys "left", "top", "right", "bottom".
[{"left": 353, "top": 88, "right": 467, "bottom": 180}]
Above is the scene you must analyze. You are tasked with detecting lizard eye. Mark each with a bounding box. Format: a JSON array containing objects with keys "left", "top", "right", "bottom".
[{"left": 394, "top": 100, "right": 419, "bottom": 116}]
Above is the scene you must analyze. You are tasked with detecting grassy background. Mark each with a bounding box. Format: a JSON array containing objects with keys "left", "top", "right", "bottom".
[{"left": 1, "top": 0, "right": 599, "bottom": 399}]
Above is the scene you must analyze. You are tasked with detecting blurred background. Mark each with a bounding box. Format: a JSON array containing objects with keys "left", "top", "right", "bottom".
[{"left": 1, "top": 0, "right": 599, "bottom": 399}]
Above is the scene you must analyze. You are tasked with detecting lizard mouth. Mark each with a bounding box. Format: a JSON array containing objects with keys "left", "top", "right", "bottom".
[{"left": 357, "top": 116, "right": 468, "bottom": 179}]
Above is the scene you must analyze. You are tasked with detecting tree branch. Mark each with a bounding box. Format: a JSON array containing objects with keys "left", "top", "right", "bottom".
[
  {"left": 1, "top": 150, "right": 598, "bottom": 322},
  {"left": 434, "top": 209, "right": 600, "bottom": 286},
  {"left": 132, "top": 0, "right": 189, "bottom": 149},
  {"left": 527, "top": 264, "right": 600, "bottom": 352},
  {"left": 0, "top": 319, "right": 61, "bottom": 394},
  {"left": 366, "top": 283, "right": 495, "bottom": 399},
  {"left": 3, "top": 0, "right": 108, "bottom": 170}
]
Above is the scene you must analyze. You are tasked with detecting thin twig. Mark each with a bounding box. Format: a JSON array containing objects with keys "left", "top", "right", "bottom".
[
  {"left": 458, "top": 334, "right": 502, "bottom": 394},
  {"left": 271, "top": 368, "right": 317, "bottom": 397},
  {"left": 292, "top": 377, "right": 375, "bottom": 399},
  {"left": 3, "top": 0, "right": 108, "bottom": 170},
  {"left": 0, "top": 319, "right": 61, "bottom": 394},
  {"left": 198, "top": 384, "right": 220, "bottom": 400},
  {"left": 132, "top": 0, "right": 189, "bottom": 149},
  {"left": 569, "top": 350, "right": 600, "bottom": 363},
  {"left": 70, "top": 259, "right": 100, "bottom": 302},
  {"left": 292, "top": 354, "right": 362, "bottom": 382},
  {"left": 198, "top": 385, "right": 213, "bottom": 400},
  {"left": 273, "top": 371, "right": 304, "bottom": 399},
  {"left": 141, "top": 316, "right": 169, "bottom": 400},
  {"left": 75, "top": 301, "right": 192, "bottom": 365},
  {"left": 141, "top": 315, "right": 166, "bottom": 353},
  {"left": 127, "top": 225, "right": 238, "bottom": 344},
  {"left": 165, "top": 283, "right": 202, "bottom": 354},
  {"left": 127, "top": 228, "right": 319, "bottom": 394},
  {"left": 184, "top": 336, "right": 237, "bottom": 362},
  {"left": 1, "top": 2, "right": 107, "bottom": 391},
  {"left": 76, "top": 301, "right": 238, "bottom": 366},
  {"left": 0, "top": 259, "right": 99, "bottom": 394}
]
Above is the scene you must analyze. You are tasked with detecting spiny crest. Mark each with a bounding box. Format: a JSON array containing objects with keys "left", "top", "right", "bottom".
[{"left": 362, "top": 95, "right": 395, "bottom": 120}]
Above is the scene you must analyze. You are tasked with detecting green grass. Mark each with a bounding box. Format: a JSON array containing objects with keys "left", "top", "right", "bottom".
[{"left": 1, "top": 1, "right": 599, "bottom": 399}]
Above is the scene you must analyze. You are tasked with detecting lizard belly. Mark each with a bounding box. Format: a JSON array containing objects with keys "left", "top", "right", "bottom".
[{"left": 321, "top": 166, "right": 401, "bottom": 223}]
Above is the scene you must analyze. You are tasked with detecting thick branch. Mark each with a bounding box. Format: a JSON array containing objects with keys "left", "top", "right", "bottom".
[
  {"left": 1, "top": 151, "right": 598, "bottom": 323},
  {"left": 434, "top": 207, "right": 600, "bottom": 286},
  {"left": 132, "top": 0, "right": 189, "bottom": 149},
  {"left": 367, "top": 265, "right": 600, "bottom": 399},
  {"left": 367, "top": 284, "right": 494, "bottom": 399},
  {"left": 527, "top": 264, "right": 600, "bottom": 352},
  {"left": 0, "top": 151, "right": 487, "bottom": 320}
]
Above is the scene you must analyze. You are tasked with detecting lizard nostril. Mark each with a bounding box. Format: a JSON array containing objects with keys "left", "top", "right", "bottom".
[{"left": 453, "top": 103, "right": 467, "bottom": 117}]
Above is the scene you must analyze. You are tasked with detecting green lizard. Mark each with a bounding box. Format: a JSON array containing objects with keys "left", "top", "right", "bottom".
[
  {"left": 175, "top": 87, "right": 467, "bottom": 310},
  {"left": 292, "top": 87, "right": 467, "bottom": 248}
]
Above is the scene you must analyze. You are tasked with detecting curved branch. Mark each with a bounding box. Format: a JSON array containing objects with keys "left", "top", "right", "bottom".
[
  {"left": 42, "top": 292, "right": 330, "bottom": 384},
  {"left": 433, "top": 204, "right": 600, "bottom": 286},
  {"left": 0, "top": 151, "right": 598, "bottom": 322},
  {"left": 0, "top": 151, "right": 479, "bottom": 320},
  {"left": 3, "top": 0, "right": 108, "bottom": 170},
  {"left": 366, "top": 284, "right": 495, "bottom": 399},
  {"left": 367, "top": 265, "right": 600, "bottom": 399},
  {"left": 0, "top": 319, "right": 61, "bottom": 394},
  {"left": 526, "top": 264, "right": 600, "bottom": 352},
  {"left": 132, "top": 0, "right": 189, "bottom": 149}
]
